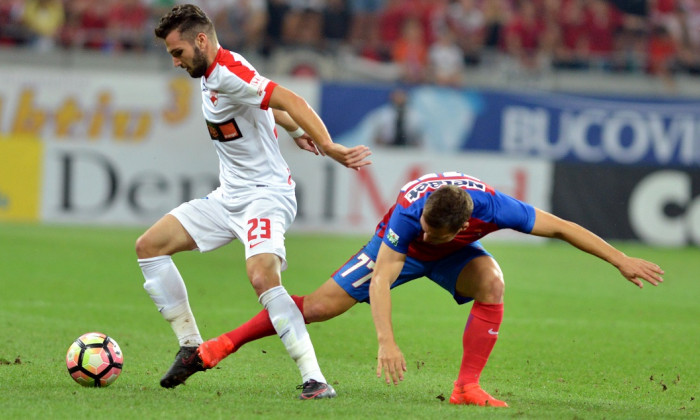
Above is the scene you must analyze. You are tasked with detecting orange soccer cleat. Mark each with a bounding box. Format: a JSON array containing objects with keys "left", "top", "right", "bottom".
[
  {"left": 197, "top": 335, "right": 235, "bottom": 369},
  {"left": 449, "top": 383, "right": 508, "bottom": 407}
]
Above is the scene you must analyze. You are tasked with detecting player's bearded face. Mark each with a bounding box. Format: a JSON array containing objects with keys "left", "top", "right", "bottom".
[{"left": 187, "top": 45, "right": 208, "bottom": 78}]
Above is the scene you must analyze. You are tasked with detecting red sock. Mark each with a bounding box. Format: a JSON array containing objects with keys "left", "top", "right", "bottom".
[
  {"left": 456, "top": 301, "right": 504, "bottom": 386},
  {"left": 222, "top": 295, "right": 307, "bottom": 351}
]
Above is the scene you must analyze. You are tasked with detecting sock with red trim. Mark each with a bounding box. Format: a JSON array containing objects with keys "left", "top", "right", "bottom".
[
  {"left": 222, "top": 295, "right": 306, "bottom": 353},
  {"left": 456, "top": 301, "right": 504, "bottom": 386},
  {"left": 259, "top": 286, "right": 324, "bottom": 384}
]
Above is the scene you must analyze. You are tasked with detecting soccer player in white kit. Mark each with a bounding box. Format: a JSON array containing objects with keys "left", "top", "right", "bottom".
[{"left": 136, "top": 4, "right": 371, "bottom": 398}]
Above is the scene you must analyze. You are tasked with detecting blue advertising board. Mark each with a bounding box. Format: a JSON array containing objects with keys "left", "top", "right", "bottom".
[{"left": 321, "top": 82, "right": 700, "bottom": 167}]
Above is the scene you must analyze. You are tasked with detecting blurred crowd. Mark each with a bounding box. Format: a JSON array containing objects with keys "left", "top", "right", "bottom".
[{"left": 2, "top": 0, "right": 700, "bottom": 84}]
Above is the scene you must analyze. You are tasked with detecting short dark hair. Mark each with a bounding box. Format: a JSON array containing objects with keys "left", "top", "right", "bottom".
[
  {"left": 154, "top": 4, "right": 214, "bottom": 42},
  {"left": 423, "top": 185, "right": 473, "bottom": 232}
]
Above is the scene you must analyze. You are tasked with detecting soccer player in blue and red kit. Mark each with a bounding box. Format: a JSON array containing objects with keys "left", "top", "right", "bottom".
[{"left": 192, "top": 172, "right": 665, "bottom": 407}]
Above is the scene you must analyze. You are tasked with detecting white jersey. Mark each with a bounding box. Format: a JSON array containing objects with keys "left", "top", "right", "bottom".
[{"left": 200, "top": 47, "right": 294, "bottom": 196}]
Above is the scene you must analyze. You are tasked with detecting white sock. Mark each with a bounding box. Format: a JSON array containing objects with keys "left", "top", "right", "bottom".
[
  {"left": 259, "top": 285, "right": 326, "bottom": 384},
  {"left": 139, "top": 256, "right": 202, "bottom": 347}
]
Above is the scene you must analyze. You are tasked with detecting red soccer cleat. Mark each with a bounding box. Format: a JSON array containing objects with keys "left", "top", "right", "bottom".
[
  {"left": 449, "top": 383, "right": 508, "bottom": 407},
  {"left": 197, "top": 335, "right": 235, "bottom": 369}
]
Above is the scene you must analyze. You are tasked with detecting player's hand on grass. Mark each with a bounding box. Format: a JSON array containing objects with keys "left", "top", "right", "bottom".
[
  {"left": 292, "top": 133, "right": 320, "bottom": 155},
  {"left": 616, "top": 256, "right": 664, "bottom": 288},
  {"left": 376, "top": 342, "right": 407, "bottom": 385},
  {"left": 320, "top": 143, "right": 372, "bottom": 170}
]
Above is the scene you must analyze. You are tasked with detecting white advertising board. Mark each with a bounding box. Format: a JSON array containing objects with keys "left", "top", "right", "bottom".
[
  {"left": 1, "top": 66, "right": 551, "bottom": 240},
  {"left": 285, "top": 147, "right": 552, "bottom": 239}
]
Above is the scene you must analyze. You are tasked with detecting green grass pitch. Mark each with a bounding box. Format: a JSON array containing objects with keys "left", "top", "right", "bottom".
[{"left": 0, "top": 223, "right": 698, "bottom": 419}]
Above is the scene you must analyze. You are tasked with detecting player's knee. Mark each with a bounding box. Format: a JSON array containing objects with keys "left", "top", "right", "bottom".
[
  {"left": 247, "top": 255, "right": 282, "bottom": 296},
  {"left": 135, "top": 231, "right": 168, "bottom": 259},
  {"left": 248, "top": 269, "right": 281, "bottom": 296},
  {"left": 469, "top": 267, "right": 505, "bottom": 303},
  {"left": 482, "top": 269, "right": 505, "bottom": 301},
  {"left": 135, "top": 233, "right": 154, "bottom": 259},
  {"left": 301, "top": 298, "right": 331, "bottom": 323}
]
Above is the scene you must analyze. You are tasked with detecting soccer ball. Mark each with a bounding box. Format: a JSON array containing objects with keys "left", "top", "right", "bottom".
[{"left": 66, "top": 332, "right": 123, "bottom": 387}]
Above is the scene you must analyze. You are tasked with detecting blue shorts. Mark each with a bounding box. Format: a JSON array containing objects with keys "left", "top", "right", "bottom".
[{"left": 332, "top": 234, "right": 491, "bottom": 305}]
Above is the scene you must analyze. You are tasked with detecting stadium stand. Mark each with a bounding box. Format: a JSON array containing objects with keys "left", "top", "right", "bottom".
[{"left": 2, "top": 0, "right": 700, "bottom": 90}]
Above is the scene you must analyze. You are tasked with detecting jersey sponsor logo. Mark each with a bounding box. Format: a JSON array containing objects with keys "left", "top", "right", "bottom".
[
  {"left": 387, "top": 228, "right": 399, "bottom": 246},
  {"left": 403, "top": 178, "right": 486, "bottom": 203},
  {"left": 206, "top": 118, "right": 243, "bottom": 142}
]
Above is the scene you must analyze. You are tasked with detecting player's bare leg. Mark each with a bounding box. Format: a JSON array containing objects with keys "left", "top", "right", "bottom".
[
  {"left": 450, "top": 256, "right": 508, "bottom": 407},
  {"left": 301, "top": 278, "right": 360, "bottom": 322}
]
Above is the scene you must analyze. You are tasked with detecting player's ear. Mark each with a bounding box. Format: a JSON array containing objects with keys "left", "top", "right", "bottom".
[
  {"left": 461, "top": 221, "right": 469, "bottom": 232},
  {"left": 196, "top": 32, "right": 207, "bottom": 49}
]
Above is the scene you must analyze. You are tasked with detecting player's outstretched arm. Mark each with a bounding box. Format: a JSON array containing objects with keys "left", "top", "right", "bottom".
[
  {"left": 271, "top": 108, "right": 320, "bottom": 155},
  {"left": 369, "top": 243, "right": 408, "bottom": 385},
  {"left": 269, "top": 85, "right": 371, "bottom": 170},
  {"left": 529, "top": 208, "right": 665, "bottom": 288}
]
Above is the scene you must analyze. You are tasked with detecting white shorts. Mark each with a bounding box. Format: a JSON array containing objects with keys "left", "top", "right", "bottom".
[{"left": 169, "top": 187, "right": 296, "bottom": 270}]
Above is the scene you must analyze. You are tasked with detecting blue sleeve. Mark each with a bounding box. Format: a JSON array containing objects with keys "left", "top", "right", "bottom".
[
  {"left": 492, "top": 191, "right": 537, "bottom": 233},
  {"left": 382, "top": 205, "right": 422, "bottom": 254}
]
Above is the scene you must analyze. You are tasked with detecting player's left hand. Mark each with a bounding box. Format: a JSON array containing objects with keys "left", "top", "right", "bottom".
[
  {"left": 292, "top": 133, "right": 320, "bottom": 155},
  {"left": 376, "top": 342, "right": 407, "bottom": 385},
  {"left": 617, "top": 256, "right": 664, "bottom": 288},
  {"left": 320, "top": 143, "right": 372, "bottom": 170}
]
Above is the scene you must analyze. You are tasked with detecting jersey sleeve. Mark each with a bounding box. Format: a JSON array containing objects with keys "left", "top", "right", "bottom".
[
  {"left": 381, "top": 205, "right": 422, "bottom": 254},
  {"left": 492, "top": 190, "right": 537, "bottom": 233},
  {"left": 218, "top": 68, "right": 277, "bottom": 110}
]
